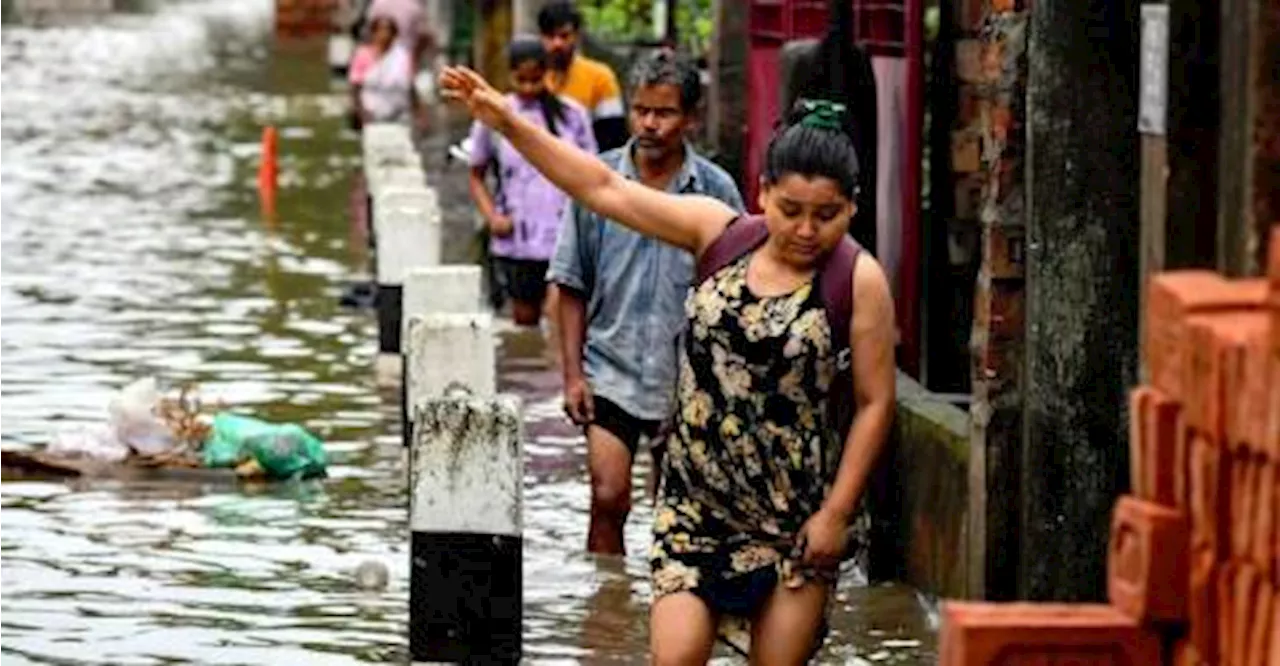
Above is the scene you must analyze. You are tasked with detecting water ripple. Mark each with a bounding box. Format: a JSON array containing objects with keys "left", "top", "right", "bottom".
[{"left": 1, "top": 1, "right": 934, "bottom": 663}]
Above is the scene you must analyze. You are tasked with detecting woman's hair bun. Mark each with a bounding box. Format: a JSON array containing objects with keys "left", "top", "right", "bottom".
[{"left": 784, "top": 98, "right": 852, "bottom": 134}]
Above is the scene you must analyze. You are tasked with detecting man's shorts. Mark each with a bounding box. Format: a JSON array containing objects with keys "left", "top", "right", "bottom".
[
  {"left": 591, "top": 396, "right": 663, "bottom": 456},
  {"left": 493, "top": 257, "right": 550, "bottom": 305}
]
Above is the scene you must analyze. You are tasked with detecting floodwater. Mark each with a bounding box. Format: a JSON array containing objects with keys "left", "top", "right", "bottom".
[{"left": 0, "top": 1, "right": 938, "bottom": 663}]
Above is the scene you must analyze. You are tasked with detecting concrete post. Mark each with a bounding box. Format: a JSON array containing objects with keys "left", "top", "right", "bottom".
[
  {"left": 409, "top": 390, "right": 522, "bottom": 663},
  {"left": 373, "top": 189, "right": 441, "bottom": 387},
  {"left": 405, "top": 312, "right": 497, "bottom": 404},
  {"left": 1022, "top": 0, "right": 1141, "bottom": 601},
  {"left": 363, "top": 122, "right": 414, "bottom": 151},
  {"left": 400, "top": 266, "right": 485, "bottom": 447}
]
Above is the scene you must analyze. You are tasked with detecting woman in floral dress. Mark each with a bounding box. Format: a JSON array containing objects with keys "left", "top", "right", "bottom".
[{"left": 440, "top": 65, "right": 896, "bottom": 665}]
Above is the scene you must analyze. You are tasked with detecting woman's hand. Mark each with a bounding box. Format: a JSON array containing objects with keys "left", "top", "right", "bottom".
[
  {"left": 439, "top": 66, "right": 511, "bottom": 130},
  {"left": 487, "top": 213, "right": 514, "bottom": 238},
  {"left": 797, "top": 507, "right": 848, "bottom": 571}
]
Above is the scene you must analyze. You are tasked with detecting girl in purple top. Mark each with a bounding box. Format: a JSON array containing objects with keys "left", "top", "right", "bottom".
[{"left": 468, "top": 36, "right": 597, "bottom": 326}]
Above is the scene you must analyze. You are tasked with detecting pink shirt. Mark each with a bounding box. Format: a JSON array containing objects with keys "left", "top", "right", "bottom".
[
  {"left": 348, "top": 45, "right": 414, "bottom": 83},
  {"left": 348, "top": 44, "right": 415, "bottom": 121}
]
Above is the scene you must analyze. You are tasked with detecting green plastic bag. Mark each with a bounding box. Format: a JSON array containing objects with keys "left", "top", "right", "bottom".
[{"left": 203, "top": 413, "right": 327, "bottom": 480}]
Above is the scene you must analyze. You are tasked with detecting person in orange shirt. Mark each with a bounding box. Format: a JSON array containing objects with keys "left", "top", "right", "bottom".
[{"left": 537, "top": 2, "right": 628, "bottom": 152}]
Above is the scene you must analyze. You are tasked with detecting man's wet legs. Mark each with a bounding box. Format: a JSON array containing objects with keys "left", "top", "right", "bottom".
[{"left": 586, "top": 424, "right": 633, "bottom": 555}]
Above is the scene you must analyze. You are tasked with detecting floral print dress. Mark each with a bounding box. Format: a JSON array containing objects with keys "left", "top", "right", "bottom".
[{"left": 650, "top": 253, "right": 869, "bottom": 607}]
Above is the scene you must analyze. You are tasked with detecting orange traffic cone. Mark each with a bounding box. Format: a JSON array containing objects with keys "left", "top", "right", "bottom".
[{"left": 257, "top": 125, "right": 278, "bottom": 219}]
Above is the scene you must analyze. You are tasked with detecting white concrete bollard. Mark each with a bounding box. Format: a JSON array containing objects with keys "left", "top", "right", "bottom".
[
  {"left": 372, "top": 189, "right": 441, "bottom": 388},
  {"left": 369, "top": 165, "right": 427, "bottom": 197},
  {"left": 409, "top": 389, "right": 523, "bottom": 663},
  {"left": 404, "top": 313, "right": 496, "bottom": 403},
  {"left": 362, "top": 123, "right": 413, "bottom": 155},
  {"left": 399, "top": 266, "right": 485, "bottom": 446},
  {"left": 402, "top": 266, "right": 483, "bottom": 340}
]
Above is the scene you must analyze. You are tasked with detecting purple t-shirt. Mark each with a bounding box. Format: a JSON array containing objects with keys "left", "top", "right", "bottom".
[{"left": 468, "top": 94, "right": 597, "bottom": 261}]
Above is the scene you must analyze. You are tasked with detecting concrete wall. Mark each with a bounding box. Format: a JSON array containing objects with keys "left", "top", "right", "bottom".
[{"left": 870, "top": 371, "right": 973, "bottom": 600}]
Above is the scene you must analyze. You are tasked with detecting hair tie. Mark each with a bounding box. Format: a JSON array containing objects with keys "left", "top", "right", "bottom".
[{"left": 798, "top": 99, "right": 847, "bottom": 131}]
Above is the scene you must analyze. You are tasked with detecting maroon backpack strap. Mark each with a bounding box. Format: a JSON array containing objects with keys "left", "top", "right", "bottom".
[
  {"left": 818, "top": 237, "right": 863, "bottom": 444},
  {"left": 696, "top": 215, "right": 770, "bottom": 284},
  {"left": 818, "top": 237, "right": 862, "bottom": 355}
]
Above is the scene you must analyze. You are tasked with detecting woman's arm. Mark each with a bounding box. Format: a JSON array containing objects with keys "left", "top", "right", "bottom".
[
  {"left": 440, "top": 67, "right": 736, "bottom": 254},
  {"left": 350, "top": 85, "right": 365, "bottom": 121},
  {"left": 822, "top": 254, "right": 896, "bottom": 520},
  {"left": 467, "top": 167, "right": 501, "bottom": 223}
]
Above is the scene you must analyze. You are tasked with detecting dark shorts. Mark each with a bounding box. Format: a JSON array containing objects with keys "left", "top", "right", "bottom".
[
  {"left": 591, "top": 396, "right": 662, "bottom": 456},
  {"left": 693, "top": 567, "right": 831, "bottom": 658},
  {"left": 493, "top": 257, "right": 549, "bottom": 305}
]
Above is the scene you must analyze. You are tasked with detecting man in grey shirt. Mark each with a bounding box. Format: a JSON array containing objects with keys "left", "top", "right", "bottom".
[{"left": 548, "top": 50, "right": 745, "bottom": 556}]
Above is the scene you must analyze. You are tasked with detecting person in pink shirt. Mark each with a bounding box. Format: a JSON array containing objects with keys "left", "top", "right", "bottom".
[
  {"left": 347, "top": 16, "right": 418, "bottom": 126},
  {"left": 364, "top": 0, "right": 430, "bottom": 68}
]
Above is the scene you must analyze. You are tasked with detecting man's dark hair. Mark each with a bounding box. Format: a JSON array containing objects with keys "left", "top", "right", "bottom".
[
  {"left": 537, "top": 2, "right": 583, "bottom": 35},
  {"left": 627, "top": 49, "right": 702, "bottom": 113}
]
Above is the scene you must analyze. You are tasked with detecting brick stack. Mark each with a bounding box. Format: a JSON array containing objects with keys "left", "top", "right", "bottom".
[
  {"left": 275, "top": 0, "right": 337, "bottom": 38},
  {"left": 940, "top": 227, "right": 1280, "bottom": 665}
]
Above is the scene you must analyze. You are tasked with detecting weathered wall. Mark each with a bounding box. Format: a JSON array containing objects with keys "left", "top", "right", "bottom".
[
  {"left": 962, "top": 0, "right": 1028, "bottom": 602},
  {"left": 871, "top": 372, "right": 974, "bottom": 600}
]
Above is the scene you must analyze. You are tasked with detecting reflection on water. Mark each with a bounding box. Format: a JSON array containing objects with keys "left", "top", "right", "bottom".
[{"left": 0, "top": 2, "right": 936, "bottom": 663}]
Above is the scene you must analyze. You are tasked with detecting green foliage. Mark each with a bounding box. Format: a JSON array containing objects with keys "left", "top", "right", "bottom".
[{"left": 577, "top": 0, "right": 715, "bottom": 55}]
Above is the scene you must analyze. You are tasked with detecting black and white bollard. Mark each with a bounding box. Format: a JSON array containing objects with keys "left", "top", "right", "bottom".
[
  {"left": 400, "top": 266, "right": 485, "bottom": 447},
  {"left": 410, "top": 388, "right": 523, "bottom": 663},
  {"left": 368, "top": 175, "right": 433, "bottom": 256},
  {"left": 404, "top": 312, "right": 496, "bottom": 404},
  {"left": 372, "top": 187, "right": 440, "bottom": 388},
  {"left": 362, "top": 123, "right": 414, "bottom": 157},
  {"left": 362, "top": 124, "right": 418, "bottom": 246}
]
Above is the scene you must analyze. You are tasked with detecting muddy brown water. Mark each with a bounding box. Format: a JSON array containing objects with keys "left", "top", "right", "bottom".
[{"left": 0, "top": 2, "right": 937, "bottom": 663}]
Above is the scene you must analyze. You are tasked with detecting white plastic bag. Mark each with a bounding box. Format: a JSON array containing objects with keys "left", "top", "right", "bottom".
[
  {"left": 48, "top": 423, "right": 130, "bottom": 463},
  {"left": 108, "top": 377, "right": 175, "bottom": 456}
]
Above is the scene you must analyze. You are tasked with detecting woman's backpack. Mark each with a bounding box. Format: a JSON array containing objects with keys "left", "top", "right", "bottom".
[{"left": 695, "top": 215, "right": 862, "bottom": 444}]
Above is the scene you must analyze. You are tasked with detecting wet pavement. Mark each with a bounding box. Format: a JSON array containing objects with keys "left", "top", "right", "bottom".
[{"left": 0, "top": 2, "right": 937, "bottom": 663}]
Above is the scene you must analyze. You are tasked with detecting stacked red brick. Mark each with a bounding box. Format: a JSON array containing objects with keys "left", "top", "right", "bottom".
[
  {"left": 939, "top": 227, "right": 1280, "bottom": 665},
  {"left": 1136, "top": 256, "right": 1274, "bottom": 666},
  {"left": 275, "top": 0, "right": 337, "bottom": 38}
]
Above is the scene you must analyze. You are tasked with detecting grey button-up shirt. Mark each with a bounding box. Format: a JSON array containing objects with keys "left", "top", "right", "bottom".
[{"left": 547, "top": 140, "right": 745, "bottom": 421}]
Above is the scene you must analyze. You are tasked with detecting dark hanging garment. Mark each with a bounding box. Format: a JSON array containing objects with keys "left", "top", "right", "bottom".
[{"left": 789, "top": 0, "right": 879, "bottom": 256}]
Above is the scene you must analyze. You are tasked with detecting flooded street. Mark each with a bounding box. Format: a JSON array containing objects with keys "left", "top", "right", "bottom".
[{"left": 0, "top": 1, "right": 936, "bottom": 663}]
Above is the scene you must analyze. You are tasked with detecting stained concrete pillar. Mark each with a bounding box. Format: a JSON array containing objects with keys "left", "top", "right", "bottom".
[
  {"left": 409, "top": 390, "right": 523, "bottom": 662},
  {"left": 373, "top": 188, "right": 440, "bottom": 387},
  {"left": 1022, "top": 0, "right": 1141, "bottom": 601},
  {"left": 400, "top": 266, "right": 485, "bottom": 447},
  {"left": 405, "top": 313, "right": 497, "bottom": 403}
]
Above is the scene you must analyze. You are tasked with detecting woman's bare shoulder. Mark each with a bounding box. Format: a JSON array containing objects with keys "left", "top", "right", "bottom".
[{"left": 851, "top": 251, "right": 894, "bottom": 319}]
